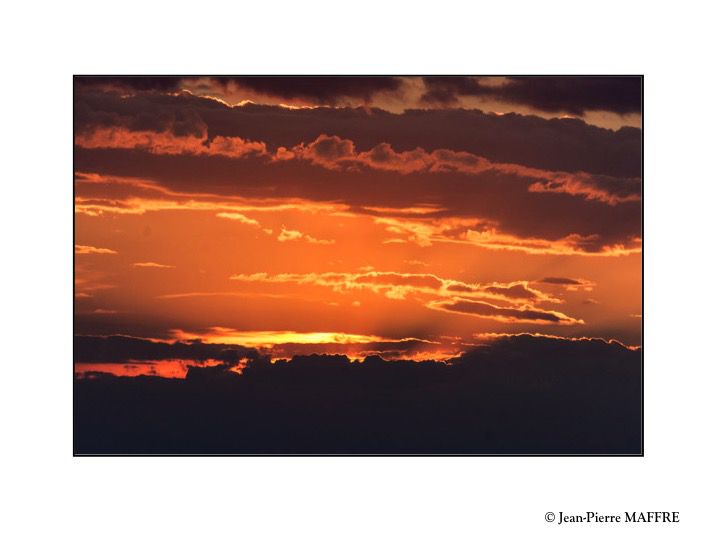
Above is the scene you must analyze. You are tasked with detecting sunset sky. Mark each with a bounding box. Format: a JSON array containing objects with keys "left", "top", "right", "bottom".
[{"left": 74, "top": 76, "right": 642, "bottom": 378}]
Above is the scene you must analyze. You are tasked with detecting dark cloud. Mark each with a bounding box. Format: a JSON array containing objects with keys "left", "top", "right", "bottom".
[
  {"left": 482, "top": 283, "right": 541, "bottom": 301},
  {"left": 74, "top": 91, "right": 210, "bottom": 138},
  {"left": 74, "top": 76, "right": 405, "bottom": 106},
  {"left": 74, "top": 334, "right": 262, "bottom": 365},
  {"left": 75, "top": 76, "right": 642, "bottom": 116},
  {"left": 301, "top": 133, "right": 356, "bottom": 164},
  {"left": 539, "top": 277, "right": 584, "bottom": 285},
  {"left": 75, "top": 76, "right": 186, "bottom": 93},
  {"left": 74, "top": 335, "right": 641, "bottom": 454},
  {"left": 75, "top": 90, "right": 641, "bottom": 177},
  {"left": 266, "top": 339, "right": 438, "bottom": 360},
  {"left": 421, "top": 76, "right": 642, "bottom": 115},
  {"left": 220, "top": 76, "right": 405, "bottom": 105},
  {"left": 431, "top": 299, "right": 581, "bottom": 324},
  {"left": 74, "top": 147, "right": 641, "bottom": 252},
  {"left": 445, "top": 283, "right": 476, "bottom": 293}
]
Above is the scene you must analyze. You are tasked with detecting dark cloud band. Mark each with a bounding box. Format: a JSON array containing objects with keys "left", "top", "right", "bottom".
[{"left": 421, "top": 76, "right": 642, "bottom": 115}]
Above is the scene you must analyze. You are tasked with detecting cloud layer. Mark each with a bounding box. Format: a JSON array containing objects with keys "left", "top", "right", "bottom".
[
  {"left": 421, "top": 76, "right": 642, "bottom": 115},
  {"left": 75, "top": 334, "right": 641, "bottom": 454}
]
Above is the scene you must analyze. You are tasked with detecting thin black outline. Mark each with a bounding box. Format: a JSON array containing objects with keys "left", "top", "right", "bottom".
[{"left": 73, "top": 74, "right": 644, "bottom": 457}]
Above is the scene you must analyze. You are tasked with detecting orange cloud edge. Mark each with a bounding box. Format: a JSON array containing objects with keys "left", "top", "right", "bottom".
[{"left": 74, "top": 331, "right": 640, "bottom": 380}]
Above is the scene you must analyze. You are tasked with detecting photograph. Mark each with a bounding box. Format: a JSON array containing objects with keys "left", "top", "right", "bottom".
[
  {"left": 73, "top": 75, "right": 642, "bottom": 455},
  {"left": 6, "top": 2, "right": 720, "bottom": 537}
]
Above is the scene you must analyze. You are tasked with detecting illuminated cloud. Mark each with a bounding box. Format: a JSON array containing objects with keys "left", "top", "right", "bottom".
[
  {"left": 81, "top": 128, "right": 621, "bottom": 202},
  {"left": 73, "top": 156, "right": 640, "bottom": 255},
  {"left": 74, "top": 331, "right": 638, "bottom": 375},
  {"left": 169, "top": 327, "right": 422, "bottom": 348},
  {"left": 215, "top": 212, "right": 261, "bottom": 226},
  {"left": 527, "top": 175, "right": 640, "bottom": 206},
  {"left": 463, "top": 229, "right": 640, "bottom": 256},
  {"left": 75, "top": 244, "right": 117, "bottom": 255},
  {"left": 282, "top": 135, "right": 640, "bottom": 206},
  {"left": 74, "top": 172, "right": 350, "bottom": 217},
  {"left": 471, "top": 332, "right": 638, "bottom": 350},
  {"left": 74, "top": 101, "right": 640, "bottom": 256},
  {"left": 154, "top": 328, "right": 458, "bottom": 362},
  {"left": 375, "top": 215, "right": 641, "bottom": 256},
  {"left": 229, "top": 270, "right": 564, "bottom": 306},
  {"left": 75, "top": 359, "right": 228, "bottom": 379},
  {"left": 133, "top": 262, "right": 175, "bottom": 269},
  {"left": 75, "top": 88, "right": 641, "bottom": 176},
  {"left": 75, "top": 126, "right": 268, "bottom": 159},
  {"left": 355, "top": 272, "right": 444, "bottom": 290},
  {"left": 277, "top": 226, "right": 334, "bottom": 245},
  {"left": 481, "top": 282, "right": 561, "bottom": 304},
  {"left": 74, "top": 195, "right": 342, "bottom": 218},
  {"left": 537, "top": 277, "right": 596, "bottom": 291}
]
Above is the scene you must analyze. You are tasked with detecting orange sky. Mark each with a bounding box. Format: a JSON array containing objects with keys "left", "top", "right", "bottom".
[{"left": 74, "top": 76, "right": 641, "bottom": 376}]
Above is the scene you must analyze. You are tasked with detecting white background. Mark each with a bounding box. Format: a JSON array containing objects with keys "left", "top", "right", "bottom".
[{"left": 1, "top": 1, "right": 718, "bottom": 538}]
